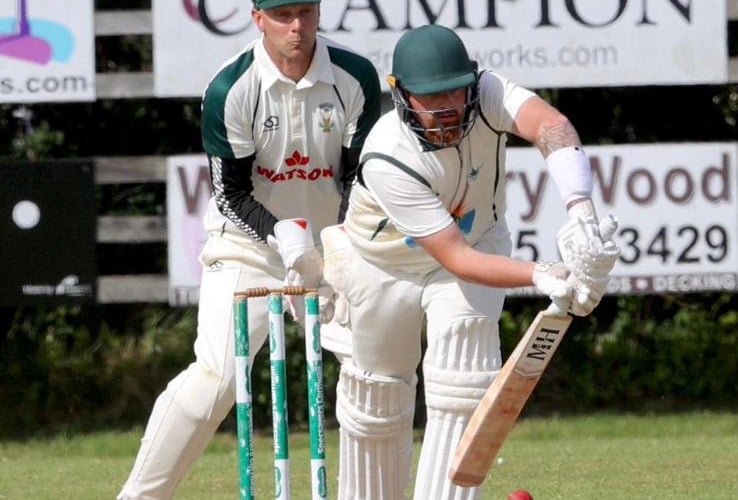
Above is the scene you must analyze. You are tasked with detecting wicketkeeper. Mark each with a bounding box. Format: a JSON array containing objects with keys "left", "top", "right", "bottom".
[{"left": 117, "top": 1, "right": 380, "bottom": 498}]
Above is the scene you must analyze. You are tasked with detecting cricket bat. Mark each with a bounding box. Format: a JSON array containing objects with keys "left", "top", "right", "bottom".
[{"left": 448, "top": 310, "right": 573, "bottom": 487}]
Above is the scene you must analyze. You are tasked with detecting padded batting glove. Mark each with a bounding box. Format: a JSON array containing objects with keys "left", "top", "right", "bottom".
[
  {"left": 532, "top": 260, "right": 573, "bottom": 316},
  {"left": 557, "top": 200, "right": 620, "bottom": 279}
]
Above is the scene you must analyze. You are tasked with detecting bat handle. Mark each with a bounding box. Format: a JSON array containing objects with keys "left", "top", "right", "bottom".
[{"left": 545, "top": 296, "right": 570, "bottom": 317}]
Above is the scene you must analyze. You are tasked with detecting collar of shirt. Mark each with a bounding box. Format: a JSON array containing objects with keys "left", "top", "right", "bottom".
[{"left": 255, "top": 34, "right": 336, "bottom": 90}]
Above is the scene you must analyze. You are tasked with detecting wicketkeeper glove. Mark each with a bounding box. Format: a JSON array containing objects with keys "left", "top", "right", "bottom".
[{"left": 268, "top": 218, "right": 325, "bottom": 323}]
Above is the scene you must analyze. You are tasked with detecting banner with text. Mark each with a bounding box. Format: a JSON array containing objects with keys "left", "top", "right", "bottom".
[
  {"left": 166, "top": 154, "right": 212, "bottom": 306},
  {"left": 153, "top": 0, "right": 727, "bottom": 97},
  {"left": 0, "top": 0, "right": 95, "bottom": 103},
  {"left": 506, "top": 142, "right": 738, "bottom": 295},
  {"left": 166, "top": 143, "right": 738, "bottom": 304}
]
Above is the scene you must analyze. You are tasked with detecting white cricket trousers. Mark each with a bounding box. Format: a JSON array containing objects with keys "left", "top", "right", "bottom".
[
  {"left": 346, "top": 223, "right": 511, "bottom": 381},
  {"left": 118, "top": 234, "right": 283, "bottom": 499},
  {"left": 337, "top": 222, "right": 512, "bottom": 500}
]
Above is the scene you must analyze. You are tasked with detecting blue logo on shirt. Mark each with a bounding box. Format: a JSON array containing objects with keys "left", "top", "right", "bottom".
[{"left": 404, "top": 209, "right": 476, "bottom": 248}]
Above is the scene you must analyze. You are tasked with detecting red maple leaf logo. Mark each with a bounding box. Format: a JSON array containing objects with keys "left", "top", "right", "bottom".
[{"left": 284, "top": 150, "right": 310, "bottom": 167}]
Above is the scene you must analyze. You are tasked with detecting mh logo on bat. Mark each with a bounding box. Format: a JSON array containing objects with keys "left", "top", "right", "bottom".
[
  {"left": 528, "top": 327, "right": 563, "bottom": 361},
  {"left": 515, "top": 324, "right": 567, "bottom": 377}
]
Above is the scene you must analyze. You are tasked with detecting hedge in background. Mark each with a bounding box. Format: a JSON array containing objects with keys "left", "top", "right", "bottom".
[
  {"left": 1, "top": 293, "right": 737, "bottom": 440},
  {"left": 507, "top": 293, "right": 738, "bottom": 415}
]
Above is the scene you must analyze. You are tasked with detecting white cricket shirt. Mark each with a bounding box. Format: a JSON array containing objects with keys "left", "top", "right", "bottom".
[
  {"left": 346, "top": 70, "right": 535, "bottom": 274},
  {"left": 201, "top": 34, "right": 378, "bottom": 245}
]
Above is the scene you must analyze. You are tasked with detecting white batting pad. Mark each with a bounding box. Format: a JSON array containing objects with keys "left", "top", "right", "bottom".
[
  {"left": 336, "top": 362, "right": 417, "bottom": 500},
  {"left": 415, "top": 317, "right": 501, "bottom": 500},
  {"left": 320, "top": 224, "right": 352, "bottom": 294},
  {"left": 319, "top": 224, "right": 353, "bottom": 361},
  {"left": 320, "top": 319, "right": 352, "bottom": 362}
]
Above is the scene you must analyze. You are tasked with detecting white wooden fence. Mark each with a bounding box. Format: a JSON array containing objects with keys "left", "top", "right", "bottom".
[{"left": 95, "top": 156, "right": 168, "bottom": 303}]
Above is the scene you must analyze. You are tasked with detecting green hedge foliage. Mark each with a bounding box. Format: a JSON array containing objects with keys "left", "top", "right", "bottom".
[{"left": 1, "top": 293, "right": 736, "bottom": 440}]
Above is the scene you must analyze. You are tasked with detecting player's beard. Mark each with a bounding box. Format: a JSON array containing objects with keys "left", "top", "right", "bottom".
[
  {"left": 426, "top": 127, "right": 462, "bottom": 146},
  {"left": 426, "top": 108, "right": 463, "bottom": 146}
]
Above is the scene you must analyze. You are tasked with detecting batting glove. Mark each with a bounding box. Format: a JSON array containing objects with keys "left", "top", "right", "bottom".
[
  {"left": 566, "top": 272, "right": 609, "bottom": 317},
  {"left": 532, "top": 260, "right": 573, "bottom": 316}
]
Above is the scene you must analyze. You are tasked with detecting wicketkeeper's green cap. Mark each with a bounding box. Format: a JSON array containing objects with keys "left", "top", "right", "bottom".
[
  {"left": 253, "top": 0, "right": 320, "bottom": 10},
  {"left": 390, "top": 25, "right": 476, "bottom": 96}
]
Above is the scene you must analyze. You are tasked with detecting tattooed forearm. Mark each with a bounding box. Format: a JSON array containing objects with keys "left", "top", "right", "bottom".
[{"left": 536, "top": 118, "right": 582, "bottom": 158}]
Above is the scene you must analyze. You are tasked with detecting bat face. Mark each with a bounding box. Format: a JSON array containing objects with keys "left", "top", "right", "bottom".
[
  {"left": 449, "top": 311, "right": 572, "bottom": 487},
  {"left": 510, "top": 314, "right": 572, "bottom": 377}
]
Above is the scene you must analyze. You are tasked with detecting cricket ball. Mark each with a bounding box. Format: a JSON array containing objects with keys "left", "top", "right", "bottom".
[{"left": 507, "top": 490, "right": 534, "bottom": 500}]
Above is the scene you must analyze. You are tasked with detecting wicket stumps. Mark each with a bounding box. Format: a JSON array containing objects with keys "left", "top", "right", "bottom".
[{"left": 233, "top": 287, "right": 328, "bottom": 500}]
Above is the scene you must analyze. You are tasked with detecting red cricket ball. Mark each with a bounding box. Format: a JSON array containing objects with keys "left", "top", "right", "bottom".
[{"left": 507, "top": 490, "right": 534, "bottom": 500}]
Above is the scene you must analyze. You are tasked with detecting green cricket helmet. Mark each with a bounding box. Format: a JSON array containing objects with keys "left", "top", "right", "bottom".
[
  {"left": 388, "top": 25, "right": 480, "bottom": 149},
  {"left": 253, "top": 0, "right": 320, "bottom": 9}
]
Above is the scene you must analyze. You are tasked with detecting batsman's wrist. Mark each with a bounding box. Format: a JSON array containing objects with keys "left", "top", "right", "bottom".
[
  {"left": 566, "top": 197, "right": 597, "bottom": 220},
  {"left": 546, "top": 145, "right": 592, "bottom": 204}
]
